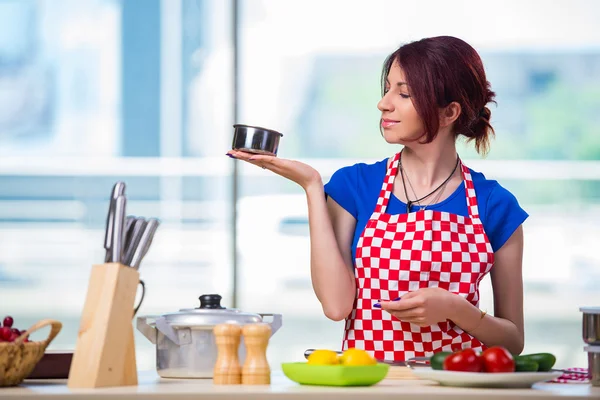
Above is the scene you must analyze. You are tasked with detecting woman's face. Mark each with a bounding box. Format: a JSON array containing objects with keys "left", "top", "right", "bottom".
[{"left": 377, "top": 60, "right": 425, "bottom": 144}]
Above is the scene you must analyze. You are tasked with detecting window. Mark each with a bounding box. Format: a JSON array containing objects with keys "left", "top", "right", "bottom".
[
  {"left": 2, "top": 0, "right": 598, "bottom": 371},
  {"left": 1, "top": 0, "right": 233, "bottom": 369}
]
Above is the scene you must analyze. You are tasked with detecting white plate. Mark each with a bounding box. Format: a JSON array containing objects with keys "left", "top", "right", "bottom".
[{"left": 411, "top": 367, "right": 563, "bottom": 388}]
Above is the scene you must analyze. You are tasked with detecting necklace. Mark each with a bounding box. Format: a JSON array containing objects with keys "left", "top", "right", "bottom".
[
  {"left": 405, "top": 161, "right": 454, "bottom": 211},
  {"left": 399, "top": 152, "right": 460, "bottom": 214},
  {"left": 421, "top": 175, "right": 451, "bottom": 210}
]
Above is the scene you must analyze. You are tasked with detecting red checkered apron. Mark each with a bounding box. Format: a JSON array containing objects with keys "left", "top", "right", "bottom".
[{"left": 342, "top": 151, "right": 495, "bottom": 362}]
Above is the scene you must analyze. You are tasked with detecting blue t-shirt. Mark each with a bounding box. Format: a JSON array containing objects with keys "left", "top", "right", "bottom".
[{"left": 324, "top": 157, "right": 529, "bottom": 263}]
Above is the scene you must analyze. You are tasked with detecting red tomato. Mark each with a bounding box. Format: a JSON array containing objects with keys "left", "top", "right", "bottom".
[
  {"left": 481, "top": 346, "right": 515, "bottom": 373},
  {"left": 443, "top": 348, "right": 483, "bottom": 372}
]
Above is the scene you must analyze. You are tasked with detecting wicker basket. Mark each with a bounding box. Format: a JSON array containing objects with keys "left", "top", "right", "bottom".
[{"left": 0, "top": 319, "right": 62, "bottom": 387}]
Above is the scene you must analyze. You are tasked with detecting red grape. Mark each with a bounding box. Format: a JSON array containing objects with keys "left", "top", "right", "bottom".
[
  {"left": 3, "top": 316, "right": 14, "bottom": 328},
  {"left": 0, "top": 326, "right": 11, "bottom": 341}
]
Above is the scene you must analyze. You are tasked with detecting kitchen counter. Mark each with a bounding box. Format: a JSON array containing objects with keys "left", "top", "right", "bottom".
[{"left": 1, "top": 371, "right": 598, "bottom": 400}]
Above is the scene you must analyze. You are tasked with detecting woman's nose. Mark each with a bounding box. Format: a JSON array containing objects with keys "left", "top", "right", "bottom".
[{"left": 377, "top": 95, "right": 393, "bottom": 113}]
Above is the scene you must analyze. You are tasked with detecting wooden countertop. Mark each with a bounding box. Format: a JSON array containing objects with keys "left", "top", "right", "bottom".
[{"left": 1, "top": 370, "right": 598, "bottom": 400}]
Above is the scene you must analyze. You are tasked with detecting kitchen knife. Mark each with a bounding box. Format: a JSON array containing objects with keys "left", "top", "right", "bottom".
[
  {"left": 303, "top": 349, "right": 429, "bottom": 367},
  {"left": 121, "top": 215, "right": 137, "bottom": 264},
  {"left": 104, "top": 182, "right": 126, "bottom": 262},
  {"left": 123, "top": 218, "right": 147, "bottom": 267},
  {"left": 124, "top": 215, "right": 136, "bottom": 243},
  {"left": 140, "top": 219, "right": 160, "bottom": 260},
  {"left": 111, "top": 195, "right": 127, "bottom": 264},
  {"left": 130, "top": 218, "right": 160, "bottom": 270},
  {"left": 304, "top": 349, "right": 342, "bottom": 358}
]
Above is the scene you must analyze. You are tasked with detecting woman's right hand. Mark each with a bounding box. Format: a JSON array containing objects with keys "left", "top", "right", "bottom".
[{"left": 227, "top": 150, "right": 323, "bottom": 192}]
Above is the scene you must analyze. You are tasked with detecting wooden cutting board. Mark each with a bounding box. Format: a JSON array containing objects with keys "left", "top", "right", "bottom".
[
  {"left": 28, "top": 351, "right": 73, "bottom": 379},
  {"left": 386, "top": 366, "right": 420, "bottom": 380}
]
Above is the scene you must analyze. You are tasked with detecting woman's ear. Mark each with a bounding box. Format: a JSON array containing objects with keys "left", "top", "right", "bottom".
[{"left": 440, "top": 102, "right": 461, "bottom": 128}]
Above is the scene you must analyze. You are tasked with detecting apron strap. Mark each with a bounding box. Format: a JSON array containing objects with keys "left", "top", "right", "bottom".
[
  {"left": 375, "top": 152, "right": 401, "bottom": 214},
  {"left": 461, "top": 163, "right": 482, "bottom": 222},
  {"left": 376, "top": 152, "right": 482, "bottom": 223}
]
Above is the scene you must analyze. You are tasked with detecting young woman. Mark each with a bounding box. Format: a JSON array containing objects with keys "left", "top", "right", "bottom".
[{"left": 227, "top": 36, "right": 528, "bottom": 362}]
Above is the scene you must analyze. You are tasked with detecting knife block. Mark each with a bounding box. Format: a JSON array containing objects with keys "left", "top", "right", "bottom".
[{"left": 67, "top": 262, "right": 139, "bottom": 388}]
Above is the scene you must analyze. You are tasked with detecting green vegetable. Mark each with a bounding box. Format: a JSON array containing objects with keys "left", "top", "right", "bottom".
[
  {"left": 430, "top": 351, "right": 452, "bottom": 370},
  {"left": 516, "top": 353, "right": 556, "bottom": 372},
  {"left": 514, "top": 358, "right": 539, "bottom": 372}
]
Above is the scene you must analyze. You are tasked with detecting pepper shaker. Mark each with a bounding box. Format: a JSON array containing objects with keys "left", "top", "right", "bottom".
[{"left": 242, "top": 323, "right": 271, "bottom": 385}]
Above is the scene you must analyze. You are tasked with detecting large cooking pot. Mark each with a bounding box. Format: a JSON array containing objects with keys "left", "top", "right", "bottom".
[
  {"left": 137, "top": 294, "right": 282, "bottom": 378},
  {"left": 231, "top": 124, "right": 283, "bottom": 156}
]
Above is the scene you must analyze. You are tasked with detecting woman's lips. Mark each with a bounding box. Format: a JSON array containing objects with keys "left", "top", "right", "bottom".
[{"left": 381, "top": 119, "right": 400, "bottom": 128}]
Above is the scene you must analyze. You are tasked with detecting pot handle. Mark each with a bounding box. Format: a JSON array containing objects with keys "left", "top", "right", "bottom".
[
  {"left": 259, "top": 313, "right": 282, "bottom": 337},
  {"left": 155, "top": 316, "right": 181, "bottom": 345},
  {"left": 136, "top": 315, "right": 159, "bottom": 344}
]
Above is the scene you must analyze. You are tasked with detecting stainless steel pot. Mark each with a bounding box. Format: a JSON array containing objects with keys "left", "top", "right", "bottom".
[
  {"left": 232, "top": 124, "right": 283, "bottom": 156},
  {"left": 137, "top": 294, "right": 282, "bottom": 378},
  {"left": 580, "top": 307, "right": 600, "bottom": 345},
  {"left": 586, "top": 346, "right": 600, "bottom": 386}
]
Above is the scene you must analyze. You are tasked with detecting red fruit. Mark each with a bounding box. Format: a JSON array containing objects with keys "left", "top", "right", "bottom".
[
  {"left": 8, "top": 332, "right": 18, "bottom": 342},
  {"left": 3, "top": 316, "right": 14, "bottom": 328},
  {"left": 0, "top": 326, "right": 11, "bottom": 341},
  {"left": 481, "top": 346, "right": 515, "bottom": 373},
  {"left": 443, "top": 348, "right": 484, "bottom": 372},
  {"left": 11, "top": 328, "right": 21, "bottom": 336}
]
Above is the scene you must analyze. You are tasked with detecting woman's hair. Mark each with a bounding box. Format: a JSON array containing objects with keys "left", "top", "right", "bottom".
[{"left": 381, "top": 36, "right": 496, "bottom": 155}]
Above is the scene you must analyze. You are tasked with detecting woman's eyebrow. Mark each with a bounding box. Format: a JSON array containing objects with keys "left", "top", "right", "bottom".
[{"left": 385, "top": 79, "right": 408, "bottom": 87}]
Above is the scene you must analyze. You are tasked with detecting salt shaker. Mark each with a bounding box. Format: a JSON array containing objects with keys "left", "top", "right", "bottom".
[{"left": 213, "top": 323, "right": 242, "bottom": 384}]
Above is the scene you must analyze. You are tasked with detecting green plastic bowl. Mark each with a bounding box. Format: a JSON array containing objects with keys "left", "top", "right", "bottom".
[{"left": 281, "top": 362, "right": 390, "bottom": 386}]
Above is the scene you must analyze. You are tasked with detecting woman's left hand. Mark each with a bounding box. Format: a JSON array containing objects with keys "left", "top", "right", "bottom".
[{"left": 379, "top": 288, "right": 458, "bottom": 327}]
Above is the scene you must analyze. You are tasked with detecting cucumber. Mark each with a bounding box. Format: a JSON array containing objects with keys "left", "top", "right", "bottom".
[
  {"left": 514, "top": 358, "right": 539, "bottom": 372},
  {"left": 517, "top": 353, "right": 556, "bottom": 372},
  {"left": 430, "top": 351, "right": 452, "bottom": 370}
]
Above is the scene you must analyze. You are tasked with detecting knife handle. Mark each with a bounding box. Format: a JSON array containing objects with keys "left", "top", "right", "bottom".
[
  {"left": 130, "top": 218, "right": 160, "bottom": 270},
  {"left": 123, "top": 219, "right": 147, "bottom": 267},
  {"left": 111, "top": 195, "right": 127, "bottom": 264},
  {"left": 124, "top": 215, "right": 137, "bottom": 239},
  {"left": 104, "top": 181, "right": 126, "bottom": 262}
]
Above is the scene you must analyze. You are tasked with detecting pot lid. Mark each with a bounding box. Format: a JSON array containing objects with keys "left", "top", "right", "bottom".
[
  {"left": 161, "top": 294, "right": 263, "bottom": 327},
  {"left": 585, "top": 345, "right": 600, "bottom": 353},
  {"left": 580, "top": 307, "right": 600, "bottom": 314}
]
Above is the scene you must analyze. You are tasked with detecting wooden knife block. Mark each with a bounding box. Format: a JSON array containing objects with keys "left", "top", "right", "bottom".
[{"left": 67, "top": 263, "right": 139, "bottom": 388}]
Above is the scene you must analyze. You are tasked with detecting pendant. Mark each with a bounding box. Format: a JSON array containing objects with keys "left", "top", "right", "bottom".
[{"left": 406, "top": 201, "right": 412, "bottom": 214}]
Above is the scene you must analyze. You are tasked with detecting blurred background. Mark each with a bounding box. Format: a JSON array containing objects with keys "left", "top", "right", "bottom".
[{"left": 1, "top": 0, "right": 599, "bottom": 371}]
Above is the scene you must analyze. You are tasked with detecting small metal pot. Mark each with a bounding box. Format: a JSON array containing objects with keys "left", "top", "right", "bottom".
[
  {"left": 580, "top": 307, "right": 600, "bottom": 345},
  {"left": 137, "top": 294, "right": 282, "bottom": 379},
  {"left": 232, "top": 124, "right": 283, "bottom": 156},
  {"left": 586, "top": 346, "right": 600, "bottom": 386}
]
